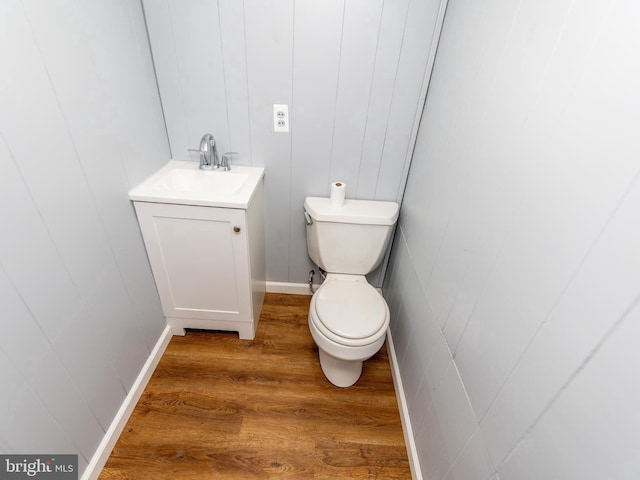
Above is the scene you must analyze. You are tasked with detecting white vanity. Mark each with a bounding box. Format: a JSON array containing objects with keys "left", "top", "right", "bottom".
[{"left": 129, "top": 160, "right": 265, "bottom": 340}]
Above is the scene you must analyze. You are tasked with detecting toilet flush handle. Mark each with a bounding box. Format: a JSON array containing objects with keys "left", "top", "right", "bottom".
[{"left": 304, "top": 211, "right": 313, "bottom": 226}]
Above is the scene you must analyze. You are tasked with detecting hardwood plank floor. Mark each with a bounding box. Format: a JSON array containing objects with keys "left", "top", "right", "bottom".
[{"left": 99, "top": 293, "right": 411, "bottom": 479}]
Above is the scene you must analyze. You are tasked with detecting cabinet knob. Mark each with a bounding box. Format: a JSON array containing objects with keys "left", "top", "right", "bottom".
[{"left": 233, "top": 225, "right": 241, "bottom": 233}]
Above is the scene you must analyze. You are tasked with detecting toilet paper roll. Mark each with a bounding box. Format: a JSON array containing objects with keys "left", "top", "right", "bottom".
[{"left": 330, "top": 181, "right": 346, "bottom": 207}]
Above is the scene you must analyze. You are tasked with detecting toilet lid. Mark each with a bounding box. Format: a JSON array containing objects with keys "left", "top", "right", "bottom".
[{"left": 314, "top": 280, "right": 387, "bottom": 339}]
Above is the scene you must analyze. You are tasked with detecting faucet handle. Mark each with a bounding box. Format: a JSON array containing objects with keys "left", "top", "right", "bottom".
[
  {"left": 187, "top": 147, "right": 204, "bottom": 162},
  {"left": 187, "top": 148, "right": 205, "bottom": 160},
  {"left": 220, "top": 152, "right": 238, "bottom": 171},
  {"left": 188, "top": 147, "right": 215, "bottom": 170}
]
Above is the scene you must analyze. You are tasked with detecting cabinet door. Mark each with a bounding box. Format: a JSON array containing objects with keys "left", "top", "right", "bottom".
[{"left": 134, "top": 202, "right": 251, "bottom": 322}]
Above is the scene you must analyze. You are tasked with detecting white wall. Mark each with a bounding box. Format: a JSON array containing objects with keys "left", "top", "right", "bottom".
[
  {"left": 385, "top": 0, "right": 640, "bottom": 478},
  {"left": 142, "top": 0, "right": 444, "bottom": 286},
  {"left": 0, "top": 1, "right": 169, "bottom": 475}
]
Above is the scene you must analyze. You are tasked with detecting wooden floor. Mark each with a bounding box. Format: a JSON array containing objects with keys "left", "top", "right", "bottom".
[{"left": 99, "top": 293, "right": 411, "bottom": 479}]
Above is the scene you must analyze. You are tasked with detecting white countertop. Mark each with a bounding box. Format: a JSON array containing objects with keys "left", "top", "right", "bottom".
[{"left": 129, "top": 160, "right": 265, "bottom": 209}]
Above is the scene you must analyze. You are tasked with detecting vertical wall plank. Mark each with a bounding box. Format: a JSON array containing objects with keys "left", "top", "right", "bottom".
[
  {"left": 0, "top": 350, "right": 79, "bottom": 460},
  {"left": 0, "top": 140, "right": 127, "bottom": 431},
  {"left": 168, "top": 0, "right": 230, "bottom": 156},
  {"left": 385, "top": 0, "right": 640, "bottom": 477},
  {"left": 375, "top": 0, "right": 444, "bottom": 201},
  {"left": 22, "top": 0, "right": 164, "bottom": 355},
  {"left": 0, "top": 4, "right": 128, "bottom": 430},
  {"left": 0, "top": 0, "right": 168, "bottom": 474},
  {"left": 288, "top": 0, "right": 345, "bottom": 283},
  {"left": 7, "top": 1, "right": 147, "bottom": 393},
  {"left": 0, "top": 269, "right": 103, "bottom": 462},
  {"left": 218, "top": 0, "right": 252, "bottom": 162},
  {"left": 142, "top": 0, "right": 190, "bottom": 157},
  {"left": 244, "top": 0, "right": 295, "bottom": 281},
  {"left": 356, "top": 0, "right": 410, "bottom": 200},
  {"left": 91, "top": 0, "right": 169, "bottom": 349},
  {"left": 330, "top": 0, "right": 383, "bottom": 190}
]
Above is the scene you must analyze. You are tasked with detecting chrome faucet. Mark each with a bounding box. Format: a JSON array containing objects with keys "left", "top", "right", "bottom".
[
  {"left": 188, "top": 134, "right": 237, "bottom": 171},
  {"left": 188, "top": 133, "right": 220, "bottom": 170}
]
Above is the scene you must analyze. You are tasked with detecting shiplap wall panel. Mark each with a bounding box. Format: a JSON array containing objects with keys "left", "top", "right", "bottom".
[
  {"left": 329, "top": 0, "right": 383, "bottom": 190},
  {"left": 385, "top": 0, "right": 640, "bottom": 477},
  {"left": 23, "top": 0, "right": 157, "bottom": 382},
  {"left": 0, "top": 141, "right": 126, "bottom": 431},
  {"left": 0, "top": 5, "right": 129, "bottom": 431},
  {"left": 0, "top": 265, "right": 103, "bottom": 462},
  {"left": 0, "top": 348, "right": 81, "bottom": 467},
  {"left": 356, "top": 0, "right": 410, "bottom": 200},
  {"left": 218, "top": 0, "right": 252, "bottom": 159},
  {"left": 375, "top": 0, "right": 443, "bottom": 202},
  {"left": 288, "top": 0, "right": 346, "bottom": 286},
  {"left": 0, "top": 271, "right": 104, "bottom": 468},
  {"left": 143, "top": 0, "right": 441, "bottom": 284},
  {"left": 95, "top": 2, "right": 173, "bottom": 350},
  {"left": 244, "top": 0, "right": 295, "bottom": 282},
  {"left": 0, "top": 0, "right": 168, "bottom": 474},
  {"left": 483, "top": 174, "right": 640, "bottom": 467},
  {"left": 170, "top": 0, "right": 231, "bottom": 156},
  {"left": 3, "top": 2, "right": 147, "bottom": 393},
  {"left": 142, "top": 0, "right": 190, "bottom": 156},
  {"left": 498, "top": 302, "right": 640, "bottom": 480}
]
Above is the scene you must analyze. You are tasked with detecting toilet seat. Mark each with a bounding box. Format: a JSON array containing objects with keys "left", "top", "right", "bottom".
[{"left": 311, "top": 279, "right": 388, "bottom": 347}]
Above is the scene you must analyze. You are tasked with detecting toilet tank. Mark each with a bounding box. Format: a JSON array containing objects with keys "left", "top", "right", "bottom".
[{"left": 304, "top": 197, "right": 399, "bottom": 275}]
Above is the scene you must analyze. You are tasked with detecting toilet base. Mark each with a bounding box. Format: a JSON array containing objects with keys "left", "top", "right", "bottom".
[{"left": 319, "top": 349, "right": 363, "bottom": 388}]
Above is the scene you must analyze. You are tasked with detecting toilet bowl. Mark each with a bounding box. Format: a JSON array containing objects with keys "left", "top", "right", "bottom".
[
  {"left": 308, "top": 275, "right": 390, "bottom": 387},
  {"left": 304, "top": 196, "right": 398, "bottom": 387}
]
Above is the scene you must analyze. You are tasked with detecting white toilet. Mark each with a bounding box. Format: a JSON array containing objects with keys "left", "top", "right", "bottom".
[{"left": 304, "top": 196, "right": 399, "bottom": 387}]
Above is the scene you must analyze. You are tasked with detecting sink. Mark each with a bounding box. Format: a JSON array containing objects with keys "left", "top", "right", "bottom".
[
  {"left": 129, "top": 160, "right": 264, "bottom": 208},
  {"left": 155, "top": 168, "right": 248, "bottom": 195}
]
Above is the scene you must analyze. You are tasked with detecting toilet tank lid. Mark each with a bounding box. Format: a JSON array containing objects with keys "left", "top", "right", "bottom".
[{"left": 304, "top": 197, "right": 399, "bottom": 225}]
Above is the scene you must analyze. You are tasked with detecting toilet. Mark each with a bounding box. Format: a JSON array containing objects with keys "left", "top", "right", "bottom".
[{"left": 304, "top": 196, "right": 399, "bottom": 387}]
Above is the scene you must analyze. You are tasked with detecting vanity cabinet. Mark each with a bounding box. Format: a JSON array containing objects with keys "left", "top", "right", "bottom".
[{"left": 133, "top": 181, "right": 265, "bottom": 340}]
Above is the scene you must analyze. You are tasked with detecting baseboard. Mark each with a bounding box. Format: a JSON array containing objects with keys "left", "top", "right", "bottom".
[
  {"left": 82, "top": 325, "right": 173, "bottom": 480},
  {"left": 265, "top": 281, "right": 314, "bottom": 295},
  {"left": 387, "top": 329, "right": 422, "bottom": 480},
  {"left": 266, "top": 281, "right": 382, "bottom": 295}
]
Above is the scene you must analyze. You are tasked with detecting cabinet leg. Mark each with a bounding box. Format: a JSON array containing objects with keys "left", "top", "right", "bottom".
[
  {"left": 237, "top": 324, "right": 255, "bottom": 340},
  {"left": 167, "top": 320, "right": 186, "bottom": 336}
]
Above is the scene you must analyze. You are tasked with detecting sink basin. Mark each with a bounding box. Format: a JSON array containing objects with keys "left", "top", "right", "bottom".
[
  {"left": 129, "top": 160, "right": 264, "bottom": 208},
  {"left": 155, "top": 168, "right": 248, "bottom": 195}
]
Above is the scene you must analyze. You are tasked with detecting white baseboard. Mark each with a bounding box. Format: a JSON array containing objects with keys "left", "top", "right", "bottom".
[
  {"left": 265, "top": 281, "right": 382, "bottom": 295},
  {"left": 266, "top": 281, "right": 314, "bottom": 295},
  {"left": 82, "top": 325, "right": 173, "bottom": 480},
  {"left": 387, "top": 329, "right": 422, "bottom": 480}
]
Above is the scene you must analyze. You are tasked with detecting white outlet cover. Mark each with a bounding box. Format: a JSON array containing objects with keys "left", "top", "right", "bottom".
[{"left": 273, "top": 104, "right": 289, "bottom": 133}]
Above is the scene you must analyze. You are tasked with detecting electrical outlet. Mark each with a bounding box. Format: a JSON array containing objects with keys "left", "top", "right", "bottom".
[{"left": 273, "top": 104, "right": 289, "bottom": 133}]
